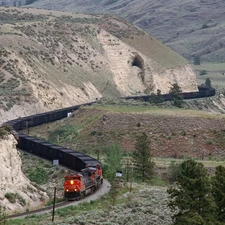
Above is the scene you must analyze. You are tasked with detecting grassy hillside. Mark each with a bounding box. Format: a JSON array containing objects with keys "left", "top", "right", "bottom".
[
  {"left": 29, "top": 100, "right": 225, "bottom": 160},
  {"left": 0, "top": 7, "right": 191, "bottom": 116},
  {"left": 27, "top": 0, "right": 225, "bottom": 63}
]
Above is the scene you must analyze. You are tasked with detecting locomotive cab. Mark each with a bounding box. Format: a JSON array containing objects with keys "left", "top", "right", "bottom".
[
  {"left": 64, "top": 164, "right": 103, "bottom": 201},
  {"left": 64, "top": 173, "right": 85, "bottom": 200}
]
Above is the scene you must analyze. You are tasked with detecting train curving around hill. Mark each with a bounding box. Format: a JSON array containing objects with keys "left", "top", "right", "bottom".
[{"left": 6, "top": 86, "right": 215, "bottom": 200}]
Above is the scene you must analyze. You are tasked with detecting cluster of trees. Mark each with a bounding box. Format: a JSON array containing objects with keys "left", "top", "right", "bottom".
[
  {"left": 150, "top": 80, "right": 213, "bottom": 108},
  {"left": 167, "top": 159, "right": 225, "bottom": 225},
  {"left": 103, "top": 132, "right": 155, "bottom": 183},
  {"left": 150, "top": 83, "right": 184, "bottom": 108},
  {"left": 103, "top": 133, "right": 225, "bottom": 225}
]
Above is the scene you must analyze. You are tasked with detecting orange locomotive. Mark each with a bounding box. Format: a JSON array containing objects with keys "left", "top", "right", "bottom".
[{"left": 64, "top": 164, "right": 103, "bottom": 200}]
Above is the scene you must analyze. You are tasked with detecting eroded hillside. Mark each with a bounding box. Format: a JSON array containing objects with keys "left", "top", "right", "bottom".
[
  {"left": 27, "top": 0, "right": 225, "bottom": 63},
  {"left": 0, "top": 7, "right": 197, "bottom": 123}
]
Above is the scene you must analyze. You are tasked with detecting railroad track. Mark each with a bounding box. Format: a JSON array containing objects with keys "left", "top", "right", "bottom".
[{"left": 7, "top": 179, "right": 110, "bottom": 220}]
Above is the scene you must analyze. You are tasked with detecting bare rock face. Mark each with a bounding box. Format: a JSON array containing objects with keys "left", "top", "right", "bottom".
[
  {"left": 98, "top": 29, "right": 198, "bottom": 96},
  {"left": 0, "top": 135, "right": 48, "bottom": 214}
]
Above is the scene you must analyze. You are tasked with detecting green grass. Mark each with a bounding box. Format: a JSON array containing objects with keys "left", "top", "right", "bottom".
[
  {"left": 153, "top": 157, "right": 225, "bottom": 168},
  {"left": 123, "top": 33, "right": 188, "bottom": 69},
  {"left": 85, "top": 104, "right": 225, "bottom": 118}
]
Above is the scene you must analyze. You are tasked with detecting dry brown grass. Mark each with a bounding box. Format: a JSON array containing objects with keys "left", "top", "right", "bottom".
[{"left": 29, "top": 103, "right": 225, "bottom": 161}]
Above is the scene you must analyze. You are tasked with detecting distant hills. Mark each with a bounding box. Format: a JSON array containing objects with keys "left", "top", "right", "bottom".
[{"left": 8, "top": 0, "right": 223, "bottom": 64}]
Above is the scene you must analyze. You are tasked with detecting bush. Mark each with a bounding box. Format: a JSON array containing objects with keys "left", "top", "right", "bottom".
[
  {"left": 202, "top": 24, "right": 209, "bottom": 29},
  {"left": 0, "top": 128, "right": 7, "bottom": 138},
  {"left": 199, "top": 70, "right": 207, "bottom": 75},
  {"left": 5, "top": 192, "right": 16, "bottom": 203},
  {"left": 28, "top": 167, "right": 48, "bottom": 184},
  {"left": 0, "top": 206, "right": 7, "bottom": 224}
]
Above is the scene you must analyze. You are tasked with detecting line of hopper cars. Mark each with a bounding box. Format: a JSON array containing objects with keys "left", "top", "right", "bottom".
[
  {"left": 6, "top": 101, "right": 104, "bottom": 200},
  {"left": 123, "top": 86, "right": 216, "bottom": 101},
  {"left": 6, "top": 86, "right": 215, "bottom": 200}
]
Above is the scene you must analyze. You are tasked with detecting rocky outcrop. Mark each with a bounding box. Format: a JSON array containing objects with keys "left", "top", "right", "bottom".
[
  {"left": 0, "top": 135, "right": 48, "bottom": 214},
  {"left": 98, "top": 29, "right": 198, "bottom": 96}
]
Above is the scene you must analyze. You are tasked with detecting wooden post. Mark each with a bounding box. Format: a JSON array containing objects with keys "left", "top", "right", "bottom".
[
  {"left": 52, "top": 187, "right": 56, "bottom": 222},
  {"left": 126, "top": 159, "right": 129, "bottom": 182},
  {"left": 130, "top": 164, "right": 133, "bottom": 193}
]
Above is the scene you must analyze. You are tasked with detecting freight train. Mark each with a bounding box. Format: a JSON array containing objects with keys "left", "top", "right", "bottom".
[{"left": 6, "top": 86, "right": 215, "bottom": 199}]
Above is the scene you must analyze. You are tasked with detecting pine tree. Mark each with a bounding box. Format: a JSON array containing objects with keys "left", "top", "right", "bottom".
[
  {"left": 212, "top": 165, "right": 225, "bottom": 222},
  {"left": 133, "top": 132, "right": 155, "bottom": 182},
  {"left": 167, "top": 159, "right": 215, "bottom": 224},
  {"left": 149, "top": 89, "right": 164, "bottom": 104},
  {"left": 205, "top": 78, "right": 212, "bottom": 88},
  {"left": 169, "top": 83, "right": 184, "bottom": 108}
]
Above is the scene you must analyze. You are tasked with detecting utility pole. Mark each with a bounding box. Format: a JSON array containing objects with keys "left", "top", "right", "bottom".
[
  {"left": 124, "top": 157, "right": 133, "bottom": 191},
  {"left": 126, "top": 159, "right": 129, "bottom": 182},
  {"left": 130, "top": 163, "right": 133, "bottom": 193}
]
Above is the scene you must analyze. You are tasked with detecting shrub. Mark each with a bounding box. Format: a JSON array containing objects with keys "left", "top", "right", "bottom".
[
  {"left": 168, "top": 161, "right": 182, "bottom": 182},
  {"left": 28, "top": 167, "right": 48, "bottom": 184},
  {"left": 0, "top": 206, "right": 7, "bottom": 224},
  {"left": 202, "top": 24, "right": 209, "bottom": 29},
  {"left": 199, "top": 70, "right": 207, "bottom": 75},
  {"left": 0, "top": 128, "right": 7, "bottom": 138},
  {"left": 5, "top": 193, "right": 16, "bottom": 203}
]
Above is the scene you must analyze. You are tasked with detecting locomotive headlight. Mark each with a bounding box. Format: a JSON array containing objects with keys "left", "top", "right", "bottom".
[
  {"left": 74, "top": 188, "right": 77, "bottom": 191},
  {"left": 70, "top": 180, "right": 74, "bottom": 185}
]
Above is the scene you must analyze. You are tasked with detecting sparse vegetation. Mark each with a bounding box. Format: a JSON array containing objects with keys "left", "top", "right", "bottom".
[
  {"left": 0, "top": 206, "right": 7, "bottom": 225},
  {"left": 5, "top": 193, "right": 26, "bottom": 206}
]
